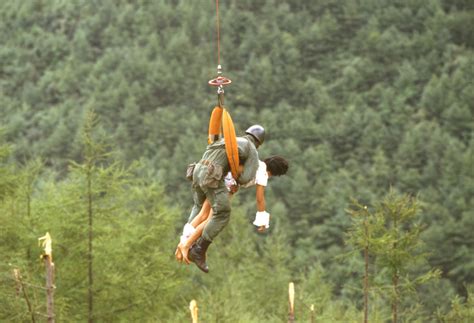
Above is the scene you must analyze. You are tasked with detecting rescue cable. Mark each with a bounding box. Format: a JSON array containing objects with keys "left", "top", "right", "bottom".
[{"left": 207, "top": 0, "right": 240, "bottom": 180}]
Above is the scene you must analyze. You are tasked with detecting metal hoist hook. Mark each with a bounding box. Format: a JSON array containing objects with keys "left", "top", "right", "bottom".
[{"left": 208, "top": 64, "right": 231, "bottom": 107}]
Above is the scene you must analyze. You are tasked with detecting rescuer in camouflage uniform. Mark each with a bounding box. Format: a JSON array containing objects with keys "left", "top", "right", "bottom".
[{"left": 188, "top": 125, "right": 265, "bottom": 273}]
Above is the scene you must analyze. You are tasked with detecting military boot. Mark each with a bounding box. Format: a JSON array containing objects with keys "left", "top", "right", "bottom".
[{"left": 188, "top": 237, "right": 211, "bottom": 273}]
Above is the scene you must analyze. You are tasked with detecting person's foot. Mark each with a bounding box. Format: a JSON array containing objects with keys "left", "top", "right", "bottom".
[
  {"left": 174, "top": 246, "right": 183, "bottom": 262},
  {"left": 178, "top": 243, "right": 191, "bottom": 264}
]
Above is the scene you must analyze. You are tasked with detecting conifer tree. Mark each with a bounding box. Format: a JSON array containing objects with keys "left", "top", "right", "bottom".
[
  {"left": 347, "top": 192, "right": 441, "bottom": 322},
  {"left": 374, "top": 192, "right": 440, "bottom": 322},
  {"left": 346, "top": 199, "right": 385, "bottom": 323},
  {"left": 36, "top": 109, "right": 187, "bottom": 321},
  {"left": 68, "top": 108, "right": 110, "bottom": 322},
  {"left": 0, "top": 132, "right": 17, "bottom": 201},
  {"left": 437, "top": 285, "right": 474, "bottom": 322}
]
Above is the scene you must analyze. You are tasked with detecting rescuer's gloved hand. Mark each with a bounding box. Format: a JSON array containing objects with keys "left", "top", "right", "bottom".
[{"left": 253, "top": 211, "right": 270, "bottom": 229}]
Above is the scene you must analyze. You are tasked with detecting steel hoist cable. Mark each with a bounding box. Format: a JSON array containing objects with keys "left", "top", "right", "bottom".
[{"left": 207, "top": 0, "right": 240, "bottom": 180}]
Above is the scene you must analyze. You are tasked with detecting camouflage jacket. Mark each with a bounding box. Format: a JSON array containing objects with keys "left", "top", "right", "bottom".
[{"left": 195, "top": 134, "right": 259, "bottom": 187}]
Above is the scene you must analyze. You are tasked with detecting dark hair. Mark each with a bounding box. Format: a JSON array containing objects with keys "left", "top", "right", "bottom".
[{"left": 263, "top": 156, "right": 289, "bottom": 176}]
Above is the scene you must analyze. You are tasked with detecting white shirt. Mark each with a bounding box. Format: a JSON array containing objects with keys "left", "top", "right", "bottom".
[
  {"left": 252, "top": 160, "right": 268, "bottom": 187},
  {"left": 225, "top": 160, "right": 268, "bottom": 190}
]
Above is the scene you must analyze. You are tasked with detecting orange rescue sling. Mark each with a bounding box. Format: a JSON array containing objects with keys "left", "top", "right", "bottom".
[{"left": 207, "top": 106, "right": 240, "bottom": 180}]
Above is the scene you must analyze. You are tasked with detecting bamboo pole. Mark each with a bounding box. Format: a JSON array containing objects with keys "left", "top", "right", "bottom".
[
  {"left": 288, "top": 282, "right": 295, "bottom": 323},
  {"left": 39, "top": 233, "right": 55, "bottom": 323},
  {"left": 189, "top": 299, "right": 198, "bottom": 323}
]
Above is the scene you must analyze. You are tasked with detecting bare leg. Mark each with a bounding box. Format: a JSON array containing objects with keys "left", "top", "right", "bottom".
[
  {"left": 175, "top": 200, "right": 212, "bottom": 263},
  {"left": 191, "top": 199, "right": 212, "bottom": 228},
  {"left": 176, "top": 193, "right": 235, "bottom": 264},
  {"left": 179, "top": 210, "right": 213, "bottom": 264}
]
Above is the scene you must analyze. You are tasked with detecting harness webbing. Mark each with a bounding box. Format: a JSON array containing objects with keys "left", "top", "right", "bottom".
[
  {"left": 207, "top": 106, "right": 240, "bottom": 179},
  {"left": 222, "top": 109, "right": 239, "bottom": 179},
  {"left": 208, "top": 106, "right": 223, "bottom": 144}
]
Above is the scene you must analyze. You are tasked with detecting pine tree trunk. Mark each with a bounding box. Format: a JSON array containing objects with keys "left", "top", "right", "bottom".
[
  {"left": 14, "top": 269, "right": 36, "bottom": 323},
  {"left": 363, "top": 216, "right": 369, "bottom": 323},
  {"left": 87, "top": 170, "right": 93, "bottom": 323},
  {"left": 392, "top": 215, "right": 399, "bottom": 323},
  {"left": 392, "top": 271, "right": 398, "bottom": 323},
  {"left": 364, "top": 244, "right": 369, "bottom": 323}
]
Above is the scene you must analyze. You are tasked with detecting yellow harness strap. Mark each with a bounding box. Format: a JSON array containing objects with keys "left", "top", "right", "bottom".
[{"left": 207, "top": 106, "right": 240, "bottom": 179}]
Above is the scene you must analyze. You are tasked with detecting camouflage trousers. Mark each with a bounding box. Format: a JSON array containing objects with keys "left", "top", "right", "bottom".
[{"left": 188, "top": 164, "right": 231, "bottom": 242}]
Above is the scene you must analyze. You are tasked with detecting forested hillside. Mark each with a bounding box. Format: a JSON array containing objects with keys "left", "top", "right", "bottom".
[{"left": 1, "top": 0, "right": 473, "bottom": 321}]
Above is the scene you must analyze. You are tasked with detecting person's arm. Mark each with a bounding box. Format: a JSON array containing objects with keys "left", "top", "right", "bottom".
[
  {"left": 251, "top": 161, "right": 270, "bottom": 232},
  {"left": 256, "top": 184, "right": 265, "bottom": 212},
  {"left": 254, "top": 184, "right": 269, "bottom": 232},
  {"left": 255, "top": 184, "right": 268, "bottom": 232}
]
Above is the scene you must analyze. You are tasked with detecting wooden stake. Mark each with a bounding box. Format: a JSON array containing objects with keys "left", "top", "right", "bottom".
[
  {"left": 39, "top": 233, "right": 55, "bottom": 323},
  {"left": 288, "top": 282, "right": 295, "bottom": 323},
  {"left": 44, "top": 255, "right": 55, "bottom": 323},
  {"left": 190, "top": 299, "right": 198, "bottom": 323},
  {"left": 310, "top": 304, "right": 315, "bottom": 323}
]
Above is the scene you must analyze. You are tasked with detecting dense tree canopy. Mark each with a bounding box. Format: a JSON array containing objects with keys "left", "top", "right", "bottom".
[{"left": 1, "top": 0, "right": 472, "bottom": 321}]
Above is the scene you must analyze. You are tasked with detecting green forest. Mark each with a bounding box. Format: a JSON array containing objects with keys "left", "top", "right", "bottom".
[{"left": 1, "top": 0, "right": 473, "bottom": 322}]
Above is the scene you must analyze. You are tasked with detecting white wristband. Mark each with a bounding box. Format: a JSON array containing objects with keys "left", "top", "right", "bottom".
[{"left": 253, "top": 211, "right": 270, "bottom": 228}]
